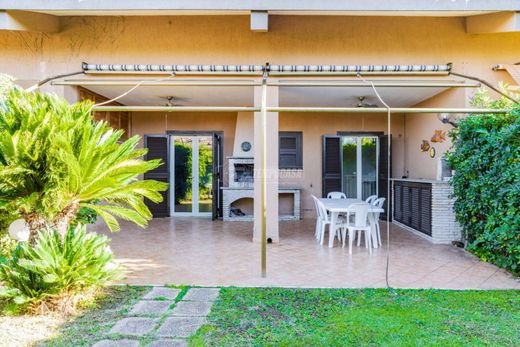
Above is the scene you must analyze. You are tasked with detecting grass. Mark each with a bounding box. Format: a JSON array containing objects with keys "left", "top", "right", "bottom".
[
  {"left": 37, "top": 285, "right": 149, "bottom": 347},
  {"left": 190, "top": 287, "right": 520, "bottom": 346},
  {"left": 37, "top": 284, "right": 189, "bottom": 347},
  {"left": 6, "top": 286, "right": 518, "bottom": 346}
]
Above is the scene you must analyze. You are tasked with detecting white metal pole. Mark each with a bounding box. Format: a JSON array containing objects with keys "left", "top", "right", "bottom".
[
  {"left": 260, "top": 72, "right": 268, "bottom": 278},
  {"left": 267, "top": 107, "right": 508, "bottom": 114},
  {"left": 90, "top": 106, "right": 508, "bottom": 114}
]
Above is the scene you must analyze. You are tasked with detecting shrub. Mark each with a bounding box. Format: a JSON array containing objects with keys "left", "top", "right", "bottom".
[
  {"left": 0, "top": 206, "right": 17, "bottom": 258},
  {"left": 0, "top": 224, "right": 122, "bottom": 313},
  {"left": 447, "top": 105, "right": 520, "bottom": 275},
  {"left": 0, "top": 88, "right": 168, "bottom": 241}
]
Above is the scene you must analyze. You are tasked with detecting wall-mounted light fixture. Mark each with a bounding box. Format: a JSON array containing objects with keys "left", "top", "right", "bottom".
[{"left": 437, "top": 113, "right": 461, "bottom": 128}]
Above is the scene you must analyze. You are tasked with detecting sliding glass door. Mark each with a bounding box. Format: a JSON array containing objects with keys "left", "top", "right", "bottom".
[{"left": 341, "top": 136, "right": 378, "bottom": 200}]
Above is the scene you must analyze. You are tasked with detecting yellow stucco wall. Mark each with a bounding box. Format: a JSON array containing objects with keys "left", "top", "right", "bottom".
[
  {"left": 1, "top": 15, "right": 517, "bottom": 84},
  {"left": 0, "top": 14, "right": 518, "bottom": 217}
]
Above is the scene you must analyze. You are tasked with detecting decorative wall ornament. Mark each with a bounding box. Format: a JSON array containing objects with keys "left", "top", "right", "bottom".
[
  {"left": 431, "top": 130, "right": 447, "bottom": 143},
  {"left": 429, "top": 147, "right": 436, "bottom": 158},
  {"left": 241, "top": 141, "right": 252, "bottom": 152},
  {"left": 420, "top": 140, "right": 430, "bottom": 152}
]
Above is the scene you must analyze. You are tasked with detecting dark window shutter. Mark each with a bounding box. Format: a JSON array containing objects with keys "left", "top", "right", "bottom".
[
  {"left": 144, "top": 135, "right": 169, "bottom": 218},
  {"left": 279, "top": 132, "right": 302, "bottom": 169},
  {"left": 212, "top": 133, "right": 223, "bottom": 220},
  {"left": 394, "top": 183, "right": 402, "bottom": 221},
  {"left": 322, "top": 136, "right": 342, "bottom": 197},
  {"left": 392, "top": 181, "right": 432, "bottom": 236},
  {"left": 378, "top": 135, "right": 392, "bottom": 219}
]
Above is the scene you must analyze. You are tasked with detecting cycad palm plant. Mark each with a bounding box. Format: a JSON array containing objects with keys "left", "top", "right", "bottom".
[{"left": 0, "top": 88, "right": 167, "bottom": 241}]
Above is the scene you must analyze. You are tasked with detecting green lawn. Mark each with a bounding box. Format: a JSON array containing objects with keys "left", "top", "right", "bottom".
[
  {"left": 28, "top": 286, "right": 520, "bottom": 346},
  {"left": 190, "top": 288, "right": 520, "bottom": 346}
]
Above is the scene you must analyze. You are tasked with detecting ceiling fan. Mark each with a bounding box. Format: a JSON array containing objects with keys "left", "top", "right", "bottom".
[
  {"left": 355, "top": 96, "right": 378, "bottom": 108},
  {"left": 159, "top": 96, "right": 189, "bottom": 106}
]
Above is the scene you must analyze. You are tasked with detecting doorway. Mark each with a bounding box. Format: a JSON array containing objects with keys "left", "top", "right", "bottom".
[
  {"left": 170, "top": 133, "right": 222, "bottom": 217},
  {"left": 341, "top": 136, "right": 379, "bottom": 200},
  {"left": 143, "top": 132, "right": 223, "bottom": 219}
]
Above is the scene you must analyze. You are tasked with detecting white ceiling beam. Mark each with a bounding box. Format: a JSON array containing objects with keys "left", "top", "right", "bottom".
[
  {"left": 0, "top": 10, "right": 59, "bottom": 32},
  {"left": 250, "top": 10, "right": 268, "bottom": 32},
  {"left": 466, "top": 11, "right": 520, "bottom": 34},
  {"left": 3, "top": 1, "right": 520, "bottom": 12}
]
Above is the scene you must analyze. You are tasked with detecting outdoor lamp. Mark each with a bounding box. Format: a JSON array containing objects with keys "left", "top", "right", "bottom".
[{"left": 437, "top": 113, "right": 460, "bottom": 128}]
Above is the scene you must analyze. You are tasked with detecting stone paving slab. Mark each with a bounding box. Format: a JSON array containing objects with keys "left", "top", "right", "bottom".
[
  {"left": 156, "top": 316, "right": 206, "bottom": 338},
  {"left": 143, "top": 287, "right": 181, "bottom": 300},
  {"left": 129, "top": 300, "right": 172, "bottom": 316},
  {"left": 92, "top": 339, "right": 140, "bottom": 347},
  {"left": 147, "top": 339, "right": 188, "bottom": 347},
  {"left": 182, "top": 287, "right": 220, "bottom": 301},
  {"left": 171, "top": 301, "right": 214, "bottom": 317},
  {"left": 109, "top": 317, "right": 158, "bottom": 336}
]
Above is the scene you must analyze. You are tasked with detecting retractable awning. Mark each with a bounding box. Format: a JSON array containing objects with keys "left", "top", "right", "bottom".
[
  {"left": 54, "top": 62, "right": 486, "bottom": 112},
  {"left": 82, "top": 63, "right": 452, "bottom": 75}
]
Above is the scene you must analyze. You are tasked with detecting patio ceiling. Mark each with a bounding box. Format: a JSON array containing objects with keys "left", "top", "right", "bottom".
[{"left": 58, "top": 78, "right": 475, "bottom": 108}]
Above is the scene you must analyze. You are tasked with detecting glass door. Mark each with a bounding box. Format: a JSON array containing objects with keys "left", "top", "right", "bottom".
[
  {"left": 171, "top": 135, "right": 213, "bottom": 216},
  {"left": 341, "top": 136, "right": 378, "bottom": 200}
]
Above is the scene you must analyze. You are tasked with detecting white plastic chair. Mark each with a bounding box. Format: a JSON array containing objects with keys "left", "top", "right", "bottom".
[
  {"left": 327, "top": 191, "right": 347, "bottom": 199},
  {"left": 342, "top": 203, "right": 372, "bottom": 254},
  {"left": 313, "top": 196, "right": 346, "bottom": 245},
  {"left": 365, "top": 195, "right": 378, "bottom": 205},
  {"left": 371, "top": 197, "right": 386, "bottom": 246},
  {"left": 311, "top": 195, "right": 322, "bottom": 240}
]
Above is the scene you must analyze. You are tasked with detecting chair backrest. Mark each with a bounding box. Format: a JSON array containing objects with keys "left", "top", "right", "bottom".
[
  {"left": 311, "top": 194, "right": 320, "bottom": 216},
  {"left": 365, "top": 195, "right": 378, "bottom": 204},
  {"left": 373, "top": 197, "right": 386, "bottom": 209},
  {"left": 327, "top": 191, "right": 346, "bottom": 199},
  {"left": 350, "top": 203, "right": 369, "bottom": 228},
  {"left": 313, "top": 196, "right": 330, "bottom": 222}
]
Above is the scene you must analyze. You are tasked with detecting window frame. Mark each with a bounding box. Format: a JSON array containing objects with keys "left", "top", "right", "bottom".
[{"left": 279, "top": 131, "right": 303, "bottom": 170}]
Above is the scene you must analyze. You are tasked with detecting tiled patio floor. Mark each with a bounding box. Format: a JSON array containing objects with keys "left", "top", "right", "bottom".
[{"left": 92, "top": 218, "right": 519, "bottom": 289}]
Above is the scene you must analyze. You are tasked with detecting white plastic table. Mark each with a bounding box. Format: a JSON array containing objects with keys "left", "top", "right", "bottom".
[{"left": 319, "top": 198, "right": 385, "bottom": 248}]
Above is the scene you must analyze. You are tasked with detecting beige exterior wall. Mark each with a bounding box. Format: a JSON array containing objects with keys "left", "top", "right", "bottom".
[
  {"left": 1, "top": 14, "right": 518, "bottom": 217},
  {"left": 130, "top": 109, "right": 404, "bottom": 219},
  {"left": 279, "top": 112, "right": 405, "bottom": 218},
  {"left": 404, "top": 89, "right": 466, "bottom": 180},
  {"left": 2, "top": 15, "right": 517, "bottom": 84},
  {"left": 131, "top": 111, "right": 237, "bottom": 187}
]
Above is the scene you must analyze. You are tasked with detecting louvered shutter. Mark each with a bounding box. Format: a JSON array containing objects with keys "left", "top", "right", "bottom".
[
  {"left": 144, "top": 135, "right": 170, "bottom": 217},
  {"left": 279, "top": 132, "right": 303, "bottom": 169},
  {"left": 322, "top": 136, "right": 342, "bottom": 197}
]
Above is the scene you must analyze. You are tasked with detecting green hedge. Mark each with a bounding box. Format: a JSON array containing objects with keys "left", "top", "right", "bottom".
[{"left": 447, "top": 107, "right": 520, "bottom": 275}]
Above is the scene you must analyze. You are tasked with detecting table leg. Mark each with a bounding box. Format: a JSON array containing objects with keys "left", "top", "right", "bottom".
[{"left": 329, "top": 212, "right": 338, "bottom": 248}]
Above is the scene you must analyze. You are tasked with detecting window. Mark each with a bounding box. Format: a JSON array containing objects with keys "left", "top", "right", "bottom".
[{"left": 279, "top": 132, "right": 303, "bottom": 169}]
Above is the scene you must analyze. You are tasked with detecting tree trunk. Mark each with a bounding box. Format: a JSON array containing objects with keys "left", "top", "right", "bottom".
[
  {"left": 53, "top": 201, "right": 80, "bottom": 238},
  {"left": 23, "top": 212, "right": 47, "bottom": 245}
]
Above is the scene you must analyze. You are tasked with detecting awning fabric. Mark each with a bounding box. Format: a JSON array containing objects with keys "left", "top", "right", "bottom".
[{"left": 82, "top": 63, "right": 452, "bottom": 75}]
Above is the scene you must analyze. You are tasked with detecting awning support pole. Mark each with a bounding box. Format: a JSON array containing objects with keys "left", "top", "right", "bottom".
[{"left": 260, "top": 71, "right": 268, "bottom": 278}]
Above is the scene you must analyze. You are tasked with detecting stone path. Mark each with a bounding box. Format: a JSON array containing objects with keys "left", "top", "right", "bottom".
[{"left": 92, "top": 287, "right": 220, "bottom": 347}]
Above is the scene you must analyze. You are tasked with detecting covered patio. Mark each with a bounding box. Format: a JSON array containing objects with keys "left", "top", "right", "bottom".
[{"left": 91, "top": 218, "right": 519, "bottom": 289}]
